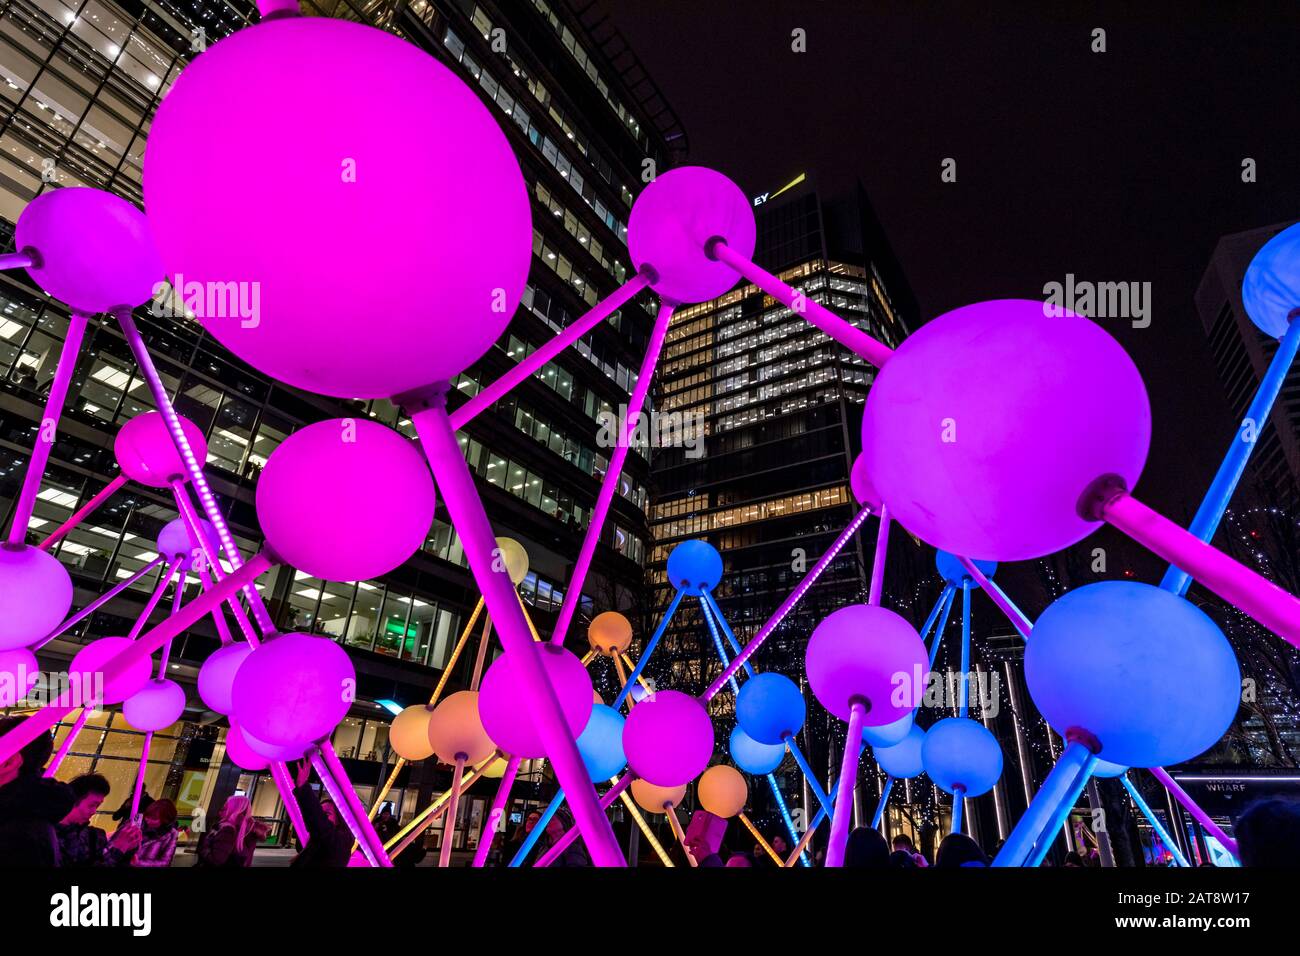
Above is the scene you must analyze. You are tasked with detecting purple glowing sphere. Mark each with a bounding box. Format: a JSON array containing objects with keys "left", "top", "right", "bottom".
[
  {"left": 197, "top": 642, "right": 253, "bottom": 715},
  {"left": 478, "top": 645, "right": 593, "bottom": 759},
  {"left": 230, "top": 633, "right": 355, "bottom": 748},
  {"left": 0, "top": 647, "right": 39, "bottom": 707},
  {"left": 70, "top": 636, "right": 151, "bottom": 706},
  {"left": 850, "top": 454, "right": 882, "bottom": 510},
  {"left": 622, "top": 689, "right": 715, "bottom": 787},
  {"left": 224, "top": 718, "right": 270, "bottom": 771},
  {"left": 805, "top": 604, "right": 927, "bottom": 725},
  {"left": 1242, "top": 222, "right": 1300, "bottom": 337},
  {"left": 240, "top": 722, "right": 308, "bottom": 762},
  {"left": 113, "top": 412, "right": 208, "bottom": 488},
  {"left": 156, "top": 516, "right": 215, "bottom": 571},
  {"left": 122, "top": 678, "right": 187, "bottom": 731},
  {"left": 862, "top": 300, "right": 1150, "bottom": 561},
  {"left": 921, "top": 717, "right": 1003, "bottom": 796},
  {"left": 628, "top": 167, "right": 756, "bottom": 305},
  {"left": 0, "top": 545, "right": 73, "bottom": 650},
  {"left": 15, "top": 187, "right": 163, "bottom": 314},
  {"left": 143, "top": 17, "right": 532, "bottom": 400},
  {"left": 255, "top": 418, "right": 435, "bottom": 582},
  {"left": 873, "top": 723, "right": 927, "bottom": 779}
]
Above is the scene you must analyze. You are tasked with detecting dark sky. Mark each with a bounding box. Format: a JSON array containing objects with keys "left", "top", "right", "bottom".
[{"left": 612, "top": 0, "right": 1300, "bottom": 580}]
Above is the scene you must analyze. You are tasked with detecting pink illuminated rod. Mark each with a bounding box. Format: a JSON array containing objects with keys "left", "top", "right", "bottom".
[
  {"left": 439, "top": 755, "right": 468, "bottom": 868},
  {"left": 38, "top": 474, "right": 129, "bottom": 551},
  {"left": 472, "top": 755, "right": 522, "bottom": 868},
  {"left": 450, "top": 271, "right": 652, "bottom": 430},
  {"left": 708, "top": 239, "right": 895, "bottom": 369},
  {"left": 534, "top": 773, "right": 636, "bottom": 868},
  {"left": 117, "top": 311, "right": 276, "bottom": 637},
  {"left": 957, "top": 556, "right": 1033, "bottom": 639},
  {"left": 0, "top": 251, "right": 34, "bottom": 269},
  {"left": 6, "top": 313, "right": 88, "bottom": 547},
  {"left": 1148, "top": 767, "right": 1239, "bottom": 858},
  {"left": 316, "top": 741, "right": 392, "bottom": 867},
  {"left": 703, "top": 503, "right": 872, "bottom": 701},
  {"left": 868, "top": 506, "right": 890, "bottom": 606},
  {"left": 410, "top": 398, "right": 625, "bottom": 866},
  {"left": 172, "top": 480, "right": 259, "bottom": 646},
  {"left": 826, "top": 702, "right": 868, "bottom": 867},
  {"left": 550, "top": 301, "right": 677, "bottom": 648},
  {"left": 44, "top": 710, "right": 90, "bottom": 777},
  {"left": 269, "top": 762, "right": 309, "bottom": 846},
  {"left": 0, "top": 553, "right": 272, "bottom": 765},
  {"left": 35, "top": 555, "right": 165, "bottom": 650}
]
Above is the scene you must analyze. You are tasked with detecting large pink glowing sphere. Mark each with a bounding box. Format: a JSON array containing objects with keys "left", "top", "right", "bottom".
[
  {"left": 123, "top": 678, "right": 187, "bottom": 731},
  {"left": 156, "top": 516, "right": 215, "bottom": 571},
  {"left": 15, "top": 187, "right": 163, "bottom": 314},
  {"left": 862, "top": 300, "right": 1150, "bottom": 561},
  {"left": 0, "top": 545, "right": 73, "bottom": 650},
  {"left": 240, "top": 723, "right": 307, "bottom": 762},
  {"left": 224, "top": 719, "right": 270, "bottom": 771},
  {"left": 230, "top": 633, "right": 354, "bottom": 747},
  {"left": 426, "top": 690, "right": 495, "bottom": 765},
  {"left": 113, "top": 412, "right": 208, "bottom": 488},
  {"left": 850, "top": 454, "right": 882, "bottom": 510},
  {"left": 478, "top": 646, "right": 593, "bottom": 759},
  {"left": 0, "top": 647, "right": 39, "bottom": 707},
  {"left": 628, "top": 167, "right": 756, "bottom": 304},
  {"left": 70, "top": 637, "right": 151, "bottom": 705},
  {"left": 255, "top": 418, "right": 435, "bottom": 582},
  {"left": 805, "top": 604, "right": 927, "bottom": 725},
  {"left": 622, "top": 689, "right": 714, "bottom": 787},
  {"left": 197, "top": 642, "right": 253, "bottom": 715},
  {"left": 142, "top": 18, "right": 532, "bottom": 399}
]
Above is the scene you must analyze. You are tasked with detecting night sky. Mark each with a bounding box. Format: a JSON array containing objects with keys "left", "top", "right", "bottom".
[{"left": 615, "top": 0, "right": 1300, "bottom": 586}]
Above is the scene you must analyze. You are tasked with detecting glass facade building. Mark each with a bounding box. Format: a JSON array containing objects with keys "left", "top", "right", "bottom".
[{"left": 0, "top": 0, "right": 683, "bottom": 854}]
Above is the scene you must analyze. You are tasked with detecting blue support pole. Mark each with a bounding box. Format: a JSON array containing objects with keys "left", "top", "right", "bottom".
[
  {"left": 958, "top": 581, "right": 971, "bottom": 718},
  {"left": 698, "top": 594, "right": 741, "bottom": 695},
  {"left": 994, "top": 741, "right": 1098, "bottom": 867},
  {"left": 1120, "top": 773, "right": 1190, "bottom": 867},
  {"left": 767, "top": 772, "right": 811, "bottom": 867},
  {"left": 871, "top": 777, "right": 894, "bottom": 829},
  {"left": 510, "top": 788, "right": 565, "bottom": 868},
  {"left": 951, "top": 786, "right": 965, "bottom": 835},
  {"left": 613, "top": 589, "right": 683, "bottom": 709}
]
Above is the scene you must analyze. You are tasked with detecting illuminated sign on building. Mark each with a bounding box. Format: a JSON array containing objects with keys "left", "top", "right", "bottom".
[{"left": 753, "top": 172, "right": 807, "bottom": 207}]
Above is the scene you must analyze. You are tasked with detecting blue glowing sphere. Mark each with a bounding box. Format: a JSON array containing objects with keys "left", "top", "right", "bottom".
[
  {"left": 861, "top": 711, "right": 913, "bottom": 748},
  {"left": 729, "top": 725, "right": 785, "bottom": 775},
  {"left": 576, "top": 703, "right": 627, "bottom": 782},
  {"left": 922, "top": 717, "right": 1002, "bottom": 796},
  {"left": 1093, "top": 759, "right": 1128, "bottom": 779},
  {"left": 736, "top": 672, "right": 806, "bottom": 744},
  {"left": 1242, "top": 222, "right": 1300, "bottom": 337},
  {"left": 666, "top": 539, "right": 723, "bottom": 595},
  {"left": 935, "top": 550, "right": 997, "bottom": 587},
  {"left": 873, "top": 723, "right": 926, "bottom": 779},
  {"left": 1026, "top": 581, "right": 1240, "bottom": 768}
]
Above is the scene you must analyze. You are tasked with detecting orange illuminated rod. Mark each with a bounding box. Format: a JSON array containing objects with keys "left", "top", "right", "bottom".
[
  {"left": 617, "top": 780, "right": 674, "bottom": 868},
  {"left": 385, "top": 750, "right": 500, "bottom": 857},
  {"left": 784, "top": 817, "right": 820, "bottom": 867},
  {"left": 632, "top": 779, "right": 695, "bottom": 866},
  {"left": 740, "top": 814, "right": 782, "bottom": 866}
]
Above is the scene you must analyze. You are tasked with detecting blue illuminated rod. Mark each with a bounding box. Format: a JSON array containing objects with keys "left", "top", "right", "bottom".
[
  {"left": 613, "top": 589, "right": 683, "bottom": 710},
  {"left": 1120, "top": 773, "right": 1189, "bottom": 868},
  {"left": 994, "top": 741, "right": 1099, "bottom": 867},
  {"left": 509, "top": 788, "right": 565, "bottom": 868},
  {"left": 870, "top": 777, "right": 894, "bottom": 829}
]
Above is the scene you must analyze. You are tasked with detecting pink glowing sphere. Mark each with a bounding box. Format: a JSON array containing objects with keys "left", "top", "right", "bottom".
[
  {"left": 622, "top": 689, "right": 715, "bottom": 787},
  {"left": 123, "top": 678, "right": 187, "bottom": 731},
  {"left": 113, "top": 412, "right": 208, "bottom": 488},
  {"left": 197, "top": 642, "right": 253, "bottom": 715},
  {"left": 241, "top": 723, "right": 307, "bottom": 762},
  {"left": 426, "top": 690, "right": 495, "bottom": 765},
  {"left": 805, "top": 604, "right": 927, "bottom": 725},
  {"left": 143, "top": 17, "right": 532, "bottom": 400},
  {"left": 255, "top": 418, "right": 435, "bottom": 582},
  {"left": 628, "top": 167, "right": 756, "bottom": 304},
  {"left": 230, "top": 633, "right": 355, "bottom": 747},
  {"left": 479, "top": 645, "right": 593, "bottom": 759},
  {"left": 0, "top": 545, "right": 73, "bottom": 650},
  {"left": 0, "top": 647, "right": 39, "bottom": 707},
  {"left": 70, "top": 636, "right": 151, "bottom": 705},
  {"left": 849, "top": 454, "right": 882, "bottom": 510},
  {"left": 224, "top": 719, "right": 270, "bottom": 771},
  {"left": 156, "top": 516, "right": 215, "bottom": 571},
  {"left": 862, "top": 300, "right": 1150, "bottom": 561},
  {"left": 15, "top": 187, "right": 163, "bottom": 314}
]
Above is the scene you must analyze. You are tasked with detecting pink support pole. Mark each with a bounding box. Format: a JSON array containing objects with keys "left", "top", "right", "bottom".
[
  {"left": 825, "top": 700, "right": 867, "bottom": 867},
  {"left": 450, "top": 271, "right": 651, "bottom": 430},
  {"left": 129, "top": 733, "right": 153, "bottom": 820},
  {"left": 44, "top": 709, "right": 90, "bottom": 777},
  {"left": 125, "top": 558, "right": 182, "bottom": 641},
  {"left": 472, "top": 754, "right": 522, "bottom": 867},
  {"left": 268, "top": 760, "right": 309, "bottom": 846},
  {"left": 0, "top": 552, "right": 273, "bottom": 765},
  {"left": 534, "top": 773, "right": 634, "bottom": 868},
  {"left": 709, "top": 240, "right": 895, "bottom": 368},
  {"left": 117, "top": 311, "right": 276, "bottom": 635},
  {"left": 867, "top": 506, "right": 890, "bottom": 606},
  {"left": 316, "top": 741, "right": 393, "bottom": 867},
  {"left": 172, "top": 481, "right": 259, "bottom": 645},
  {"left": 7, "top": 311, "right": 88, "bottom": 546},
  {"left": 957, "top": 555, "right": 1033, "bottom": 639},
  {"left": 704, "top": 504, "right": 872, "bottom": 700},
  {"left": 439, "top": 755, "right": 467, "bottom": 867},
  {"left": 1102, "top": 491, "right": 1300, "bottom": 645},
  {"left": 0, "top": 251, "right": 34, "bottom": 269},
  {"left": 410, "top": 399, "right": 625, "bottom": 866},
  {"left": 35, "top": 554, "right": 166, "bottom": 649},
  {"left": 38, "top": 474, "right": 128, "bottom": 551},
  {"left": 550, "top": 301, "right": 675, "bottom": 647},
  {"left": 1148, "top": 767, "right": 1239, "bottom": 858}
]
